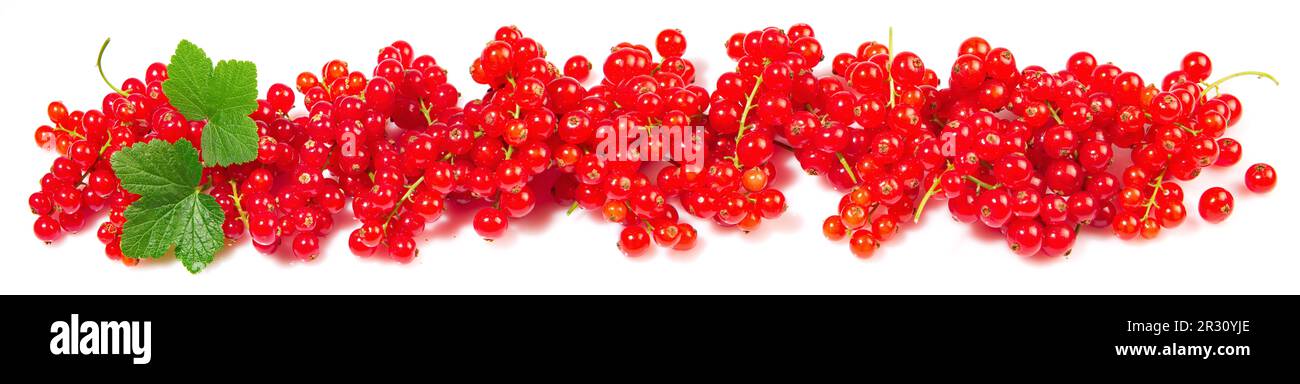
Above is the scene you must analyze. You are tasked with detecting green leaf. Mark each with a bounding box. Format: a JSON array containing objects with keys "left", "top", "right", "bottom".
[
  {"left": 111, "top": 138, "right": 202, "bottom": 202},
  {"left": 202, "top": 112, "right": 259, "bottom": 167},
  {"left": 111, "top": 139, "right": 226, "bottom": 274},
  {"left": 161, "top": 40, "right": 259, "bottom": 167}
]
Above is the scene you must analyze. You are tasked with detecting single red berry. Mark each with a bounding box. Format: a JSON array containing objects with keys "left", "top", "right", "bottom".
[
  {"left": 473, "top": 207, "right": 508, "bottom": 240},
  {"left": 1112, "top": 212, "right": 1140, "bottom": 240},
  {"left": 1040, "top": 224, "right": 1076, "bottom": 257},
  {"left": 292, "top": 234, "right": 320, "bottom": 261},
  {"left": 655, "top": 29, "right": 687, "bottom": 57},
  {"left": 387, "top": 234, "right": 418, "bottom": 263},
  {"left": 1198, "top": 187, "right": 1234, "bottom": 223},
  {"left": 823, "top": 215, "right": 847, "bottom": 241},
  {"left": 1245, "top": 163, "right": 1276, "bottom": 193},
  {"left": 672, "top": 223, "right": 698, "bottom": 251},
  {"left": 618, "top": 226, "right": 651, "bottom": 257},
  {"left": 1214, "top": 138, "right": 1242, "bottom": 167},
  {"left": 564, "top": 56, "right": 592, "bottom": 81},
  {"left": 848, "top": 230, "right": 879, "bottom": 259},
  {"left": 1180, "top": 52, "right": 1213, "bottom": 83},
  {"left": 1006, "top": 219, "right": 1044, "bottom": 257}
]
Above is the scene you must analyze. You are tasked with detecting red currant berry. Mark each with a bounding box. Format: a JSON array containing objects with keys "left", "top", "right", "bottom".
[
  {"left": 618, "top": 226, "right": 651, "bottom": 257},
  {"left": 387, "top": 234, "right": 418, "bottom": 263},
  {"left": 1006, "top": 219, "right": 1044, "bottom": 257},
  {"left": 848, "top": 230, "right": 879, "bottom": 259},
  {"left": 1198, "top": 187, "right": 1234, "bottom": 224},
  {"left": 473, "top": 207, "right": 508, "bottom": 240},
  {"left": 564, "top": 56, "right": 592, "bottom": 81},
  {"left": 292, "top": 234, "right": 320, "bottom": 261},
  {"left": 1245, "top": 163, "right": 1276, "bottom": 193},
  {"left": 1040, "top": 224, "right": 1076, "bottom": 257},
  {"left": 34, "top": 215, "right": 62, "bottom": 243},
  {"left": 655, "top": 29, "right": 686, "bottom": 57},
  {"left": 672, "top": 223, "right": 698, "bottom": 251},
  {"left": 823, "top": 215, "right": 847, "bottom": 241}
]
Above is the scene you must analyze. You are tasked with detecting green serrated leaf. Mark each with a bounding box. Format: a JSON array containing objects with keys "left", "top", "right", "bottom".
[
  {"left": 161, "top": 39, "right": 259, "bottom": 167},
  {"left": 110, "top": 139, "right": 226, "bottom": 274},
  {"left": 111, "top": 138, "right": 202, "bottom": 201},
  {"left": 161, "top": 40, "right": 212, "bottom": 120},
  {"left": 201, "top": 112, "right": 260, "bottom": 167},
  {"left": 209, "top": 59, "right": 258, "bottom": 118},
  {"left": 119, "top": 193, "right": 224, "bottom": 272}
]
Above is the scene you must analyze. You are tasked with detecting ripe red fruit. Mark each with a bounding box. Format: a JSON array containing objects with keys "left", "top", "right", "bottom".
[
  {"left": 1040, "top": 225, "right": 1076, "bottom": 257},
  {"left": 1198, "top": 187, "right": 1234, "bottom": 223},
  {"left": 672, "top": 223, "right": 698, "bottom": 251},
  {"left": 1006, "top": 219, "right": 1044, "bottom": 256},
  {"left": 34, "top": 215, "right": 62, "bottom": 243},
  {"left": 1180, "top": 51, "right": 1213, "bottom": 82},
  {"left": 479, "top": 40, "right": 513, "bottom": 78},
  {"left": 1215, "top": 138, "right": 1242, "bottom": 167},
  {"left": 848, "top": 230, "right": 879, "bottom": 259},
  {"left": 473, "top": 208, "right": 509, "bottom": 240},
  {"left": 1245, "top": 163, "right": 1276, "bottom": 193},
  {"left": 655, "top": 29, "right": 687, "bottom": 57},
  {"left": 564, "top": 55, "right": 592, "bottom": 81},
  {"left": 823, "top": 215, "right": 847, "bottom": 241},
  {"left": 388, "top": 234, "right": 418, "bottom": 263},
  {"left": 618, "top": 226, "right": 651, "bottom": 256},
  {"left": 292, "top": 234, "right": 320, "bottom": 261}
]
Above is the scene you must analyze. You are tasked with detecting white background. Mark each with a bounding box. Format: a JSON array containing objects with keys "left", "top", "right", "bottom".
[{"left": 1, "top": 0, "right": 1296, "bottom": 294}]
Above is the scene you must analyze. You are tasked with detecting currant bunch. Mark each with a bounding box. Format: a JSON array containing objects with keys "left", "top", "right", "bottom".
[
  {"left": 548, "top": 28, "right": 706, "bottom": 256},
  {"left": 28, "top": 29, "right": 1280, "bottom": 268},
  {"left": 454, "top": 26, "right": 577, "bottom": 243},
  {"left": 263, "top": 41, "right": 463, "bottom": 262},
  {"left": 815, "top": 31, "right": 943, "bottom": 259},
  {"left": 929, "top": 38, "right": 1276, "bottom": 256},
  {"left": 666, "top": 25, "right": 823, "bottom": 238},
  {"left": 30, "top": 42, "right": 187, "bottom": 266}
]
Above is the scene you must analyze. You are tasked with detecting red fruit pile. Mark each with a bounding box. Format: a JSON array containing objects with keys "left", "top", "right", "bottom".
[
  {"left": 817, "top": 35, "right": 1278, "bottom": 259},
  {"left": 27, "top": 26, "right": 1279, "bottom": 270},
  {"left": 29, "top": 44, "right": 175, "bottom": 266}
]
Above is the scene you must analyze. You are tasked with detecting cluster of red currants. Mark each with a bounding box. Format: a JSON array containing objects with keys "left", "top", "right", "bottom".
[
  {"left": 545, "top": 27, "right": 709, "bottom": 255},
  {"left": 303, "top": 41, "right": 462, "bottom": 262},
  {"left": 29, "top": 56, "right": 177, "bottom": 266},
  {"left": 811, "top": 33, "right": 944, "bottom": 258},
  {"left": 819, "top": 35, "right": 1277, "bottom": 259},
  {"left": 198, "top": 41, "right": 462, "bottom": 263},
  {"left": 28, "top": 25, "right": 1280, "bottom": 268},
  {"left": 666, "top": 25, "right": 824, "bottom": 237}
]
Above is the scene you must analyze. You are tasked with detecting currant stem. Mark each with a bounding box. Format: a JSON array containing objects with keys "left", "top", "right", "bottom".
[
  {"left": 74, "top": 140, "right": 114, "bottom": 188},
  {"left": 565, "top": 201, "right": 579, "bottom": 216},
  {"left": 381, "top": 176, "right": 426, "bottom": 233},
  {"left": 1202, "top": 70, "right": 1279, "bottom": 97},
  {"left": 913, "top": 163, "right": 955, "bottom": 223},
  {"left": 1140, "top": 170, "right": 1167, "bottom": 222},
  {"left": 835, "top": 152, "right": 858, "bottom": 184},
  {"left": 1046, "top": 102, "right": 1065, "bottom": 125},
  {"left": 963, "top": 175, "right": 1001, "bottom": 190},
  {"left": 96, "top": 38, "right": 129, "bottom": 97},
  {"left": 732, "top": 74, "right": 765, "bottom": 168},
  {"left": 53, "top": 124, "right": 86, "bottom": 140},
  {"left": 886, "top": 27, "right": 896, "bottom": 108},
  {"left": 227, "top": 180, "right": 250, "bottom": 226},
  {"left": 1174, "top": 122, "right": 1201, "bottom": 136},
  {"left": 419, "top": 99, "right": 435, "bottom": 125}
]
